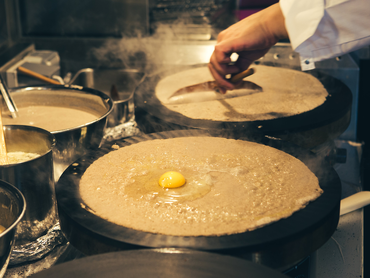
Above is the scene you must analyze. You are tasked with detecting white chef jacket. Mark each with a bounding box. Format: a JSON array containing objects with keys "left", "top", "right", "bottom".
[{"left": 280, "top": 0, "right": 370, "bottom": 70}]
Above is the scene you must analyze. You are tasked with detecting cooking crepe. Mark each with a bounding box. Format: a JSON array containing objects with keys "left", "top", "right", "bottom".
[
  {"left": 155, "top": 65, "right": 329, "bottom": 122},
  {"left": 79, "top": 137, "right": 323, "bottom": 236}
]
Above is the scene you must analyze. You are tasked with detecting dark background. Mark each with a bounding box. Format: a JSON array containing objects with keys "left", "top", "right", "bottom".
[{"left": 358, "top": 59, "right": 370, "bottom": 278}]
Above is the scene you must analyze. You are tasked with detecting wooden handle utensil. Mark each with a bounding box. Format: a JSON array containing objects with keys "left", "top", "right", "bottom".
[
  {"left": 18, "top": 66, "right": 61, "bottom": 85},
  {"left": 230, "top": 68, "right": 255, "bottom": 83}
]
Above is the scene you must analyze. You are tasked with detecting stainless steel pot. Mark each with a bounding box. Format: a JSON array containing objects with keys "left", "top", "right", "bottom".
[
  {"left": 1, "top": 125, "right": 55, "bottom": 245},
  {"left": 69, "top": 68, "right": 144, "bottom": 127},
  {"left": 0, "top": 180, "right": 26, "bottom": 278},
  {"left": 6, "top": 85, "right": 114, "bottom": 180}
]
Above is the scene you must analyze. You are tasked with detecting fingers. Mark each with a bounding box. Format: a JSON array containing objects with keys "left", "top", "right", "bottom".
[
  {"left": 209, "top": 43, "right": 241, "bottom": 92},
  {"left": 209, "top": 46, "right": 271, "bottom": 92},
  {"left": 208, "top": 63, "right": 232, "bottom": 93}
]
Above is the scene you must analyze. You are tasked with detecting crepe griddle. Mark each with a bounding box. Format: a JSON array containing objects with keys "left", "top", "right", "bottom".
[
  {"left": 56, "top": 130, "right": 341, "bottom": 270},
  {"left": 134, "top": 65, "right": 352, "bottom": 149},
  {"left": 30, "top": 249, "right": 289, "bottom": 278}
]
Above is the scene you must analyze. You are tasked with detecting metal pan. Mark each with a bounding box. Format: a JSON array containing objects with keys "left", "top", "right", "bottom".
[
  {"left": 0, "top": 180, "right": 26, "bottom": 277},
  {"left": 56, "top": 130, "right": 341, "bottom": 271},
  {"left": 29, "top": 249, "right": 290, "bottom": 278},
  {"left": 134, "top": 65, "right": 352, "bottom": 149}
]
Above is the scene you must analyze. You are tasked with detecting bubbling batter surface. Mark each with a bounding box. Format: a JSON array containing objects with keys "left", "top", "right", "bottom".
[{"left": 79, "top": 137, "right": 323, "bottom": 236}]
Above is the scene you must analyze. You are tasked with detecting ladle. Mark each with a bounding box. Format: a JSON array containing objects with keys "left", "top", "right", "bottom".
[{"left": 0, "top": 75, "right": 19, "bottom": 118}]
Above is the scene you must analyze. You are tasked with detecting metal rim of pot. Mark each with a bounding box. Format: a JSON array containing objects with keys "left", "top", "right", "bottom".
[
  {"left": 1, "top": 124, "right": 56, "bottom": 167},
  {"left": 0, "top": 180, "right": 26, "bottom": 237},
  {"left": 8, "top": 84, "right": 114, "bottom": 134},
  {"left": 0, "top": 179, "right": 26, "bottom": 277}
]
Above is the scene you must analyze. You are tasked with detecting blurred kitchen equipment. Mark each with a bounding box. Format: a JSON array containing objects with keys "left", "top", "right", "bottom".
[
  {"left": 0, "top": 180, "right": 26, "bottom": 278},
  {"left": 28, "top": 249, "right": 290, "bottom": 278},
  {"left": 340, "top": 191, "right": 370, "bottom": 215},
  {"left": 0, "top": 76, "right": 18, "bottom": 119},
  {"left": 4, "top": 85, "right": 114, "bottom": 180},
  {"left": 69, "top": 68, "right": 144, "bottom": 127},
  {"left": 0, "top": 125, "right": 55, "bottom": 246},
  {"left": 3, "top": 49, "right": 61, "bottom": 89},
  {"left": 0, "top": 114, "right": 8, "bottom": 165}
]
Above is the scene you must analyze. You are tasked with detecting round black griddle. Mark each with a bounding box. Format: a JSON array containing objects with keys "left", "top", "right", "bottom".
[
  {"left": 56, "top": 130, "right": 341, "bottom": 271},
  {"left": 30, "top": 249, "right": 290, "bottom": 278},
  {"left": 134, "top": 65, "right": 352, "bottom": 149}
]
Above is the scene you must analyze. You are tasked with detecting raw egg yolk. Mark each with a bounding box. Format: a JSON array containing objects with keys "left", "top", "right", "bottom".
[{"left": 158, "top": 171, "right": 186, "bottom": 188}]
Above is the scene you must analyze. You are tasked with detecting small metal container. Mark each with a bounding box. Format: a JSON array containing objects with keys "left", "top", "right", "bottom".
[
  {"left": 0, "top": 180, "right": 26, "bottom": 278},
  {"left": 69, "top": 68, "right": 144, "bottom": 127},
  {"left": 0, "top": 125, "right": 55, "bottom": 245}
]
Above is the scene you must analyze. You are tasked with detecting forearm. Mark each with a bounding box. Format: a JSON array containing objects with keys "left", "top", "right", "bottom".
[{"left": 262, "top": 3, "right": 289, "bottom": 44}]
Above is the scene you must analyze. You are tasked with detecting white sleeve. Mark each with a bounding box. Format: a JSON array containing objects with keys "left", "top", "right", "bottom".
[{"left": 280, "top": 0, "right": 370, "bottom": 70}]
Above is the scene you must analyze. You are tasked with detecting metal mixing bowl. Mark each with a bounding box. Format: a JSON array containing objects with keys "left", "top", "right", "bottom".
[
  {"left": 0, "top": 180, "right": 26, "bottom": 278},
  {"left": 1, "top": 125, "right": 55, "bottom": 245},
  {"left": 6, "top": 85, "right": 114, "bottom": 180}
]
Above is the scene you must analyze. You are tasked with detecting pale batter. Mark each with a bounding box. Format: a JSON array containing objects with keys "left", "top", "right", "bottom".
[
  {"left": 155, "top": 65, "right": 328, "bottom": 121},
  {"left": 79, "top": 137, "right": 323, "bottom": 236},
  {"left": 3, "top": 106, "right": 99, "bottom": 132}
]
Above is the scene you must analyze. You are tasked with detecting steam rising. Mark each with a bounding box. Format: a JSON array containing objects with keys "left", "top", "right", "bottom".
[{"left": 90, "top": 21, "right": 216, "bottom": 75}]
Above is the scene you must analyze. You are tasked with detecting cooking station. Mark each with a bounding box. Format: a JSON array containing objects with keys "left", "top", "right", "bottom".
[{"left": 0, "top": 0, "right": 369, "bottom": 277}]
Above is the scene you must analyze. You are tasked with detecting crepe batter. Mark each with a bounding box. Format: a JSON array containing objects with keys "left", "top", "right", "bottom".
[
  {"left": 79, "top": 137, "right": 323, "bottom": 236},
  {"left": 2, "top": 106, "right": 99, "bottom": 132},
  {"left": 7, "top": 151, "right": 40, "bottom": 164},
  {"left": 155, "top": 65, "right": 328, "bottom": 121}
]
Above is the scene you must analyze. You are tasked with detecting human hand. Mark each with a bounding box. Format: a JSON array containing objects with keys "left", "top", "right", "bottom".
[{"left": 209, "top": 3, "right": 288, "bottom": 93}]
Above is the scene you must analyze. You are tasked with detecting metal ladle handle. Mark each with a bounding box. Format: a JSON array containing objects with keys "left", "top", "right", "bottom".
[{"left": 0, "top": 75, "right": 19, "bottom": 118}]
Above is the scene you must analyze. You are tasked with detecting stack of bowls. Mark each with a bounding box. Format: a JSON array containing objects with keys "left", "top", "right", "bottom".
[
  {"left": 0, "top": 125, "right": 56, "bottom": 245},
  {"left": 0, "top": 180, "right": 25, "bottom": 277},
  {"left": 0, "top": 84, "right": 113, "bottom": 272}
]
